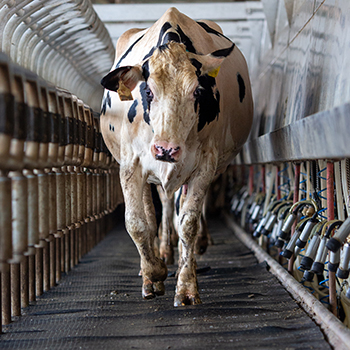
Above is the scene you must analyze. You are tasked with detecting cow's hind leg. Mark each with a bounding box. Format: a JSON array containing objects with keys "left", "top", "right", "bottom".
[
  {"left": 121, "top": 165, "right": 167, "bottom": 300},
  {"left": 194, "top": 195, "right": 212, "bottom": 255},
  {"left": 158, "top": 187, "right": 177, "bottom": 265},
  {"left": 142, "top": 184, "right": 167, "bottom": 297}
]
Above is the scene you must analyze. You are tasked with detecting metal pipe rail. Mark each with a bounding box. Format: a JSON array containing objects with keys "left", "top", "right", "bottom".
[
  {"left": 0, "top": 0, "right": 121, "bottom": 332},
  {"left": 0, "top": 0, "right": 114, "bottom": 112},
  {"left": 0, "top": 51, "right": 121, "bottom": 330},
  {"left": 227, "top": 0, "right": 350, "bottom": 333},
  {"left": 229, "top": 160, "right": 350, "bottom": 333}
]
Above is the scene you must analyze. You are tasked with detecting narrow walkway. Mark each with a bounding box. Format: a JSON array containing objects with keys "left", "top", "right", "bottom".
[{"left": 1, "top": 218, "right": 330, "bottom": 349}]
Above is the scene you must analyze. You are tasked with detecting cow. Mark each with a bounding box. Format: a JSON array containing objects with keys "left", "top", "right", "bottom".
[{"left": 100, "top": 7, "right": 253, "bottom": 306}]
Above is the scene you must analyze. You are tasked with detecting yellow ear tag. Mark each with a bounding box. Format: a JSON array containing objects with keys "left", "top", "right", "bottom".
[
  {"left": 117, "top": 80, "right": 133, "bottom": 101},
  {"left": 208, "top": 66, "right": 221, "bottom": 78}
]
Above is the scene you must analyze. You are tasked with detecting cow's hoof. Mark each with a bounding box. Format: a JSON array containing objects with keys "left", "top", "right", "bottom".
[
  {"left": 195, "top": 236, "right": 208, "bottom": 255},
  {"left": 142, "top": 282, "right": 156, "bottom": 299},
  {"left": 151, "top": 257, "right": 168, "bottom": 281},
  {"left": 142, "top": 280, "right": 165, "bottom": 299},
  {"left": 160, "top": 244, "right": 175, "bottom": 265},
  {"left": 161, "top": 252, "right": 175, "bottom": 265},
  {"left": 171, "top": 232, "right": 179, "bottom": 247},
  {"left": 154, "top": 281, "right": 165, "bottom": 296},
  {"left": 174, "top": 293, "right": 202, "bottom": 307}
]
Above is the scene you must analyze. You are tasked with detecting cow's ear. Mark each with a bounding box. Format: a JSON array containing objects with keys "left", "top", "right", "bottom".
[
  {"left": 189, "top": 43, "right": 235, "bottom": 77},
  {"left": 101, "top": 66, "right": 143, "bottom": 100}
]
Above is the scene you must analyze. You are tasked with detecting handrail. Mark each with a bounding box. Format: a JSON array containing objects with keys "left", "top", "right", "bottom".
[
  {"left": 0, "top": 0, "right": 120, "bottom": 332},
  {"left": 0, "top": 0, "right": 114, "bottom": 112}
]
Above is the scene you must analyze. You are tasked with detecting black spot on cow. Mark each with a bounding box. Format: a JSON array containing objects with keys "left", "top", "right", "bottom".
[
  {"left": 142, "top": 60, "right": 150, "bottom": 81},
  {"left": 237, "top": 73, "right": 246, "bottom": 102},
  {"left": 158, "top": 44, "right": 168, "bottom": 52},
  {"left": 195, "top": 75, "right": 220, "bottom": 132},
  {"left": 197, "top": 21, "right": 234, "bottom": 43},
  {"left": 176, "top": 25, "right": 196, "bottom": 53},
  {"left": 175, "top": 186, "right": 183, "bottom": 216},
  {"left": 151, "top": 184, "right": 162, "bottom": 231},
  {"left": 140, "top": 82, "right": 151, "bottom": 125},
  {"left": 115, "top": 35, "right": 144, "bottom": 68},
  {"left": 143, "top": 47, "right": 156, "bottom": 61},
  {"left": 142, "top": 23, "right": 197, "bottom": 63},
  {"left": 109, "top": 124, "right": 115, "bottom": 132},
  {"left": 197, "top": 21, "right": 223, "bottom": 36},
  {"left": 162, "top": 31, "right": 181, "bottom": 44},
  {"left": 158, "top": 22, "right": 172, "bottom": 45},
  {"left": 190, "top": 59, "right": 202, "bottom": 77},
  {"left": 128, "top": 100, "right": 138, "bottom": 123},
  {"left": 101, "top": 91, "right": 112, "bottom": 115},
  {"left": 211, "top": 43, "right": 235, "bottom": 58},
  {"left": 143, "top": 22, "right": 172, "bottom": 61}
]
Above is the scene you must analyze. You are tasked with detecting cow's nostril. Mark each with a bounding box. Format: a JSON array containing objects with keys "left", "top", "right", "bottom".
[
  {"left": 153, "top": 144, "right": 164, "bottom": 155},
  {"left": 152, "top": 142, "right": 182, "bottom": 162},
  {"left": 169, "top": 147, "right": 180, "bottom": 157}
]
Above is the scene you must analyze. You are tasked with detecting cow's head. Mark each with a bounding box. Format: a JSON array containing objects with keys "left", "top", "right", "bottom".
[{"left": 101, "top": 42, "right": 233, "bottom": 163}]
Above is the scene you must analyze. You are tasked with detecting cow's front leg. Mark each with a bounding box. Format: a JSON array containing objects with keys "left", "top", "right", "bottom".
[
  {"left": 174, "top": 151, "right": 217, "bottom": 307},
  {"left": 120, "top": 165, "right": 167, "bottom": 299},
  {"left": 174, "top": 207, "right": 201, "bottom": 306}
]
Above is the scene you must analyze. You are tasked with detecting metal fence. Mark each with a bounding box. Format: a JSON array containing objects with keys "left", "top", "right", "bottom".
[
  {"left": 0, "top": 0, "right": 122, "bottom": 332},
  {"left": 0, "top": 0, "right": 115, "bottom": 112},
  {"left": 229, "top": 0, "right": 350, "bottom": 336}
]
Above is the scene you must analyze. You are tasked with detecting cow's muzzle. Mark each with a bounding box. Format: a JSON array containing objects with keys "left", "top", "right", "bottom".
[{"left": 152, "top": 141, "right": 181, "bottom": 163}]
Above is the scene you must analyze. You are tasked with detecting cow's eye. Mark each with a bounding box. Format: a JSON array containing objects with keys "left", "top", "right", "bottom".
[
  {"left": 145, "top": 86, "right": 154, "bottom": 102},
  {"left": 193, "top": 87, "right": 201, "bottom": 99}
]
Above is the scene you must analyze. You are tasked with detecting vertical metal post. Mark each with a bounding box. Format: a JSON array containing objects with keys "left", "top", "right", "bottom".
[
  {"left": 25, "top": 169, "right": 38, "bottom": 302},
  {"left": 0, "top": 172, "right": 12, "bottom": 326},
  {"left": 49, "top": 171, "right": 57, "bottom": 287},
  {"left": 248, "top": 165, "right": 254, "bottom": 196},
  {"left": 28, "top": 254, "right": 35, "bottom": 302},
  {"left": 77, "top": 168, "right": 84, "bottom": 261},
  {"left": 327, "top": 161, "right": 337, "bottom": 316},
  {"left": 37, "top": 170, "right": 50, "bottom": 293},
  {"left": 54, "top": 167, "right": 65, "bottom": 281},
  {"left": 10, "top": 170, "right": 28, "bottom": 317},
  {"left": 20, "top": 256, "right": 29, "bottom": 308},
  {"left": 288, "top": 163, "right": 300, "bottom": 275},
  {"left": 86, "top": 169, "right": 93, "bottom": 251},
  {"left": 35, "top": 247, "right": 43, "bottom": 296},
  {"left": 69, "top": 166, "right": 77, "bottom": 268},
  {"left": 1, "top": 264, "right": 11, "bottom": 325},
  {"left": 64, "top": 167, "right": 71, "bottom": 273},
  {"left": 275, "top": 165, "right": 281, "bottom": 200}
]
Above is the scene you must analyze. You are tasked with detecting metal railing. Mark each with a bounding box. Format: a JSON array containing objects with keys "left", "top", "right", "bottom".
[
  {"left": 0, "top": 0, "right": 114, "bottom": 112},
  {"left": 0, "top": 0, "right": 121, "bottom": 332}
]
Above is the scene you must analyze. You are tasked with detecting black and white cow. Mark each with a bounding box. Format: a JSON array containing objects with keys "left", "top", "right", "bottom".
[{"left": 100, "top": 8, "right": 253, "bottom": 306}]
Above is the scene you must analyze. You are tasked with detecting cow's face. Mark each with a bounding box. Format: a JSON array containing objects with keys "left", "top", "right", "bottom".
[
  {"left": 146, "top": 43, "right": 200, "bottom": 163},
  {"left": 101, "top": 42, "right": 230, "bottom": 163}
]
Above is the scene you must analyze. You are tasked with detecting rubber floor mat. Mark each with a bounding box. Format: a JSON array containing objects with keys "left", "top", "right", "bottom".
[{"left": 1, "top": 217, "right": 331, "bottom": 349}]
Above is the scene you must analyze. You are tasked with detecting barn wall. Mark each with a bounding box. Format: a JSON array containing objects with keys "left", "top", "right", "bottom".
[
  {"left": 244, "top": 0, "right": 350, "bottom": 163},
  {"left": 93, "top": 2, "right": 266, "bottom": 73}
]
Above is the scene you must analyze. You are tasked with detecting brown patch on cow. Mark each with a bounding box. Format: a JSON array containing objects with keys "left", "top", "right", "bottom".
[{"left": 149, "top": 42, "right": 198, "bottom": 97}]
